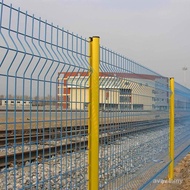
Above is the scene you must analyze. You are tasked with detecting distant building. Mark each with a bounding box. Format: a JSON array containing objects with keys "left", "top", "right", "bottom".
[
  {"left": 57, "top": 72, "right": 168, "bottom": 111},
  {"left": 1, "top": 100, "right": 31, "bottom": 106}
]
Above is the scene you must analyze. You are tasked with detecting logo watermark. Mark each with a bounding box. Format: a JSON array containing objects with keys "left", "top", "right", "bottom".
[{"left": 153, "top": 179, "right": 183, "bottom": 184}]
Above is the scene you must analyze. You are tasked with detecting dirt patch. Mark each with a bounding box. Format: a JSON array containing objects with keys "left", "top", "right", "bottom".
[{"left": 155, "top": 152, "right": 190, "bottom": 190}]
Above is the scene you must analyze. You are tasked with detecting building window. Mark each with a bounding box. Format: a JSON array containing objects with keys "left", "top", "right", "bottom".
[
  {"left": 120, "top": 104, "right": 131, "bottom": 110},
  {"left": 120, "top": 89, "right": 132, "bottom": 95},
  {"left": 84, "top": 103, "right": 88, "bottom": 109},
  {"left": 120, "top": 96, "right": 131, "bottom": 102},
  {"left": 133, "top": 104, "right": 143, "bottom": 110},
  {"left": 105, "top": 91, "right": 109, "bottom": 100}
]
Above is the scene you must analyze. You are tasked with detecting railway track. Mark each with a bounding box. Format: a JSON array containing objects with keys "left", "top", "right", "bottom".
[
  {"left": 0, "top": 114, "right": 189, "bottom": 169},
  {"left": 0, "top": 119, "right": 168, "bottom": 146},
  {"left": 0, "top": 119, "right": 169, "bottom": 169}
]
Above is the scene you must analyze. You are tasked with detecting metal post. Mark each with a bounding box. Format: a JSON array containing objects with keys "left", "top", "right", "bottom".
[
  {"left": 88, "top": 36, "right": 100, "bottom": 190},
  {"left": 169, "top": 77, "right": 175, "bottom": 180}
]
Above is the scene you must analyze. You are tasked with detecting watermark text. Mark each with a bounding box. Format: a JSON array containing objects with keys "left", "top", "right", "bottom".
[{"left": 153, "top": 179, "right": 183, "bottom": 184}]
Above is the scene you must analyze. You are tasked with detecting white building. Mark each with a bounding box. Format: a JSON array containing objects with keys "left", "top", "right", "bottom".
[
  {"left": 1, "top": 100, "right": 31, "bottom": 106},
  {"left": 57, "top": 72, "right": 169, "bottom": 111}
]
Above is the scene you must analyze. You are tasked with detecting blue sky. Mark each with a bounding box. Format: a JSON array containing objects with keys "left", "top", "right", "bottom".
[{"left": 2, "top": 0, "right": 190, "bottom": 88}]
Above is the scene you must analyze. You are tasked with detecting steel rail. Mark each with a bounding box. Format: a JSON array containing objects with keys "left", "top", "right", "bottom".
[{"left": 0, "top": 120, "right": 168, "bottom": 169}]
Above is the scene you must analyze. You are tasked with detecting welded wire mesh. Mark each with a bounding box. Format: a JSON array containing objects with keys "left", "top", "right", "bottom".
[
  {"left": 144, "top": 83, "right": 190, "bottom": 190},
  {"left": 98, "top": 47, "right": 170, "bottom": 190},
  {"left": 174, "top": 83, "right": 190, "bottom": 166},
  {"left": 0, "top": 1, "right": 90, "bottom": 189},
  {"left": 1, "top": 1, "right": 190, "bottom": 190}
]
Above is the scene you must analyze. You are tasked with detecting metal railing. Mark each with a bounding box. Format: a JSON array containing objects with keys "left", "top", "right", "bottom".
[{"left": 0, "top": 1, "right": 190, "bottom": 190}]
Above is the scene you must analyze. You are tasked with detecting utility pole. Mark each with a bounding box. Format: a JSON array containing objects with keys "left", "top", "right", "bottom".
[{"left": 182, "top": 67, "right": 188, "bottom": 87}]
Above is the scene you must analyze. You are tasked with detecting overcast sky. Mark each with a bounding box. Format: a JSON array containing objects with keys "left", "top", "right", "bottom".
[{"left": 3, "top": 0, "right": 190, "bottom": 88}]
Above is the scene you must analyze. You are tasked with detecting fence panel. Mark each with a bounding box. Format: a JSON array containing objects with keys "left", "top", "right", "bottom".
[
  {"left": 139, "top": 82, "right": 190, "bottom": 190},
  {"left": 98, "top": 47, "right": 170, "bottom": 190},
  {"left": 0, "top": 1, "right": 90, "bottom": 189},
  {"left": 173, "top": 83, "right": 190, "bottom": 165},
  {"left": 1, "top": 1, "right": 190, "bottom": 190}
]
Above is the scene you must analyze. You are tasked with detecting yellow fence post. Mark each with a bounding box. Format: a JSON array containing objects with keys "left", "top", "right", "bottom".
[
  {"left": 88, "top": 36, "right": 100, "bottom": 190},
  {"left": 169, "top": 77, "right": 175, "bottom": 180}
]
